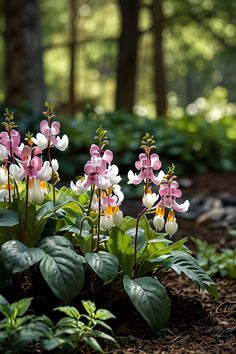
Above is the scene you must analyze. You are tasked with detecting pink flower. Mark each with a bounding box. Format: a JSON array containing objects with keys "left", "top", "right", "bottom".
[
  {"left": 156, "top": 181, "right": 189, "bottom": 212},
  {"left": 128, "top": 153, "right": 164, "bottom": 185},
  {"left": 90, "top": 144, "right": 113, "bottom": 164},
  {"left": 9, "top": 146, "right": 52, "bottom": 181},
  {"left": 0, "top": 130, "right": 22, "bottom": 157},
  {"left": 32, "top": 120, "right": 69, "bottom": 151}
]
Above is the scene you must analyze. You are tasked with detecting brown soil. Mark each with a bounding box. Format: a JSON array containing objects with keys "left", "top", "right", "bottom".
[{"left": 107, "top": 173, "right": 236, "bottom": 354}]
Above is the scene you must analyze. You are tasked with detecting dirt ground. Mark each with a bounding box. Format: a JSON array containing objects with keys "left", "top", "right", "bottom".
[{"left": 106, "top": 173, "right": 236, "bottom": 354}]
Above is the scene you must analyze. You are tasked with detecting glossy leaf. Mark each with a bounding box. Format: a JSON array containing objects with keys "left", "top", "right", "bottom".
[
  {"left": 163, "top": 251, "right": 218, "bottom": 297},
  {"left": 39, "top": 237, "right": 84, "bottom": 301},
  {"left": 107, "top": 227, "right": 133, "bottom": 276},
  {"left": 123, "top": 275, "right": 171, "bottom": 330},
  {"left": 1, "top": 240, "right": 45, "bottom": 273},
  {"left": 0, "top": 209, "right": 19, "bottom": 227},
  {"left": 85, "top": 251, "right": 118, "bottom": 285}
]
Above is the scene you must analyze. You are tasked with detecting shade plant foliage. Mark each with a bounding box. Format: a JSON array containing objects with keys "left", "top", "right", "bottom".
[{"left": 0, "top": 104, "right": 217, "bottom": 344}]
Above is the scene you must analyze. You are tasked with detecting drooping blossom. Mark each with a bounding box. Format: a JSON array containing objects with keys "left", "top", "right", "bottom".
[
  {"left": 153, "top": 179, "right": 189, "bottom": 236},
  {"left": 71, "top": 144, "right": 121, "bottom": 191},
  {"left": 165, "top": 209, "right": 178, "bottom": 236},
  {"left": 153, "top": 207, "right": 165, "bottom": 231},
  {"left": 156, "top": 180, "right": 189, "bottom": 212},
  {"left": 28, "top": 180, "right": 49, "bottom": 204},
  {"left": 9, "top": 146, "right": 52, "bottom": 182},
  {"left": 142, "top": 189, "right": 159, "bottom": 209},
  {"left": 32, "top": 120, "right": 69, "bottom": 151},
  {"left": 128, "top": 153, "right": 164, "bottom": 185},
  {"left": 0, "top": 130, "right": 23, "bottom": 159},
  {"left": 0, "top": 166, "right": 14, "bottom": 201}
]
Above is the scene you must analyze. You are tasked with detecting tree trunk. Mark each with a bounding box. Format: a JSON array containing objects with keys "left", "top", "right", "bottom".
[
  {"left": 115, "top": 0, "right": 140, "bottom": 112},
  {"left": 3, "top": 0, "right": 45, "bottom": 113},
  {"left": 68, "top": 0, "right": 79, "bottom": 118},
  {"left": 151, "top": 0, "right": 167, "bottom": 117}
]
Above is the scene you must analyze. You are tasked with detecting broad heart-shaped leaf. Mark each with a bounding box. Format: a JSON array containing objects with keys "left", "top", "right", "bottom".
[
  {"left": 107, "top": 227, "right": 133, "bottom": 277},
  {"left": 39, "top": 236, "right": 84, "bottom": 302},
  {"left": 0, "top": 209, "right": 19, "bottom": 227},
  {"left": 163, "top": 251, "right": 218, "bottom": 297},
  {"left": 1, "top": 240, "right": 45, "bottom": 273},
  {"left": 123, "top": 275, "right": 171, "bottom": 330},
  {"left": 85, "top": 251, "right": 118, "bottom": 285}
]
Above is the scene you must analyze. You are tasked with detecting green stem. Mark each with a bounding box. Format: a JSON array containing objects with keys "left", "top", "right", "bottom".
[
  {"left": 96, "top": 188, "right": 102, "bottom": 250},
  {"left": 24, "top": 176, "right": 30, "bottom": 245},
  {"left": 7, "top": 167, "right": 11, "bottom": 204},
  {"left": 133, "top": 208, "right": 147, "bottom": 278},
  {"left": 79, "top": 185, "right": 95, "bottom": 237}
]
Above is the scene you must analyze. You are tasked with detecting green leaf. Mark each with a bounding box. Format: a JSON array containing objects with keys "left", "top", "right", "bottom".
[
  {"left": 39, "top": 237, "right": 84, "bottom": 301},
  {"left": 1, "top": 240, "right": 45, "bottom": 273},
  {"left": 107, "top": 227, "right": 133, "bottom": 276},
  {"left": 54, "top": 306, "right": 81, "bottom": 319},
  {"left": 126, "top": 227, "right": 146, "bottom": 252},
  {"left": 10, "top": 322, "right": 50, "bottom": 351},
  {"left": 37, "top": 235, "right": 74, "bottom": 250},
  {"left": 123, "top": 275, "right": 171, "bottom": 330},
  {"left": 11, "top": 297, "right": 33, "bottom": 318},
  {"left": 95, "top": 309, "right": 116, "bottom": 321},
  {"left": 163, "top": 251, "right": 218, "bottom": 297},
  {"left": 0, "top": 294, "right": 12, "bottom": 318},
  {"left": 83, "top": 336, "right": 104, "bottom": 353},
  {"left": 85, "top": 251, "right": 118, "bottom": 285},
  {"left": 82, "top": 300, "right": 96, "bottom": 316},
  {"left": 0, "top": 209, "right": 19, "bottom": 227}
]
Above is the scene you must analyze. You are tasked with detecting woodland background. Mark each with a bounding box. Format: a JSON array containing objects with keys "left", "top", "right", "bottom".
[{"left": 0, "top": 0, "right": 236, "bottom": 179}]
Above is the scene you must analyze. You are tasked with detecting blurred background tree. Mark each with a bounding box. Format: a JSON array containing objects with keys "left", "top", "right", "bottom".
[
  {"left": 0, "top": 0, "right": 236, "bottom": 178},
  {"left": 0, "top": 0, "right": 236, "bottom": 117}
]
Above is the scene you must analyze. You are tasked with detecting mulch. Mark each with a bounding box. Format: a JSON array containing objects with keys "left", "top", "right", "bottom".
[{"left": 105, "top": 172, "right": 236, "bottom": 354}]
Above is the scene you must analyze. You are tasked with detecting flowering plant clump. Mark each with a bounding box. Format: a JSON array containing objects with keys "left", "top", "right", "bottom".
[{"left": 0, "top": 107, "right": 217, "bottom": 333}]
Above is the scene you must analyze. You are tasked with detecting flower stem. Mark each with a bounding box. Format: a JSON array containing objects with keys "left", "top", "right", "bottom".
[
  {"left": 96, "top": 188, "right": 102, "bottom": 250},
  {"left": 133, "top": 208, "right": 147, "bottom": 278},
  {"left": 24, "top": 175, "right": 30, "bottom": 245}
]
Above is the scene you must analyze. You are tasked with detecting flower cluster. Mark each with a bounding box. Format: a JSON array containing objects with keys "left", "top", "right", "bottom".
[
  {"left": 128, "top": 134, "right": 189, "bottom": 236},
  {"left": 0, "top": 106, "right": 68, "bottom": 204},
  {"left": 71, "top": 129, "right": 123, "bottom": 230}
]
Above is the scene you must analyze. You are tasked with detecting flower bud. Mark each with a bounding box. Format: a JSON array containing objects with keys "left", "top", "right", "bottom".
[
  {"left": 153, "top": 215, "right": 164, "bottom": 231},
  {"left": 113, "top": 210, "right": 123, "bottom": 226},
  {"left": 165, "top": 220, "right": 178, "bottom": 236},
  {"left": 100, "top": 215, "right": 113, "bottom": 230},
  {"left": 142, "top": 192, "right": 158, "bottom": 209}
]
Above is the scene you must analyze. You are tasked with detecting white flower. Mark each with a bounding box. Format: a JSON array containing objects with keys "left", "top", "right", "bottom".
[
  {"left": 113, "top": 184, "right": 124, "bottom": 204},
  {"left": 51, "top": 159, "right": 59, "bottom": 172},
  {"left": 55, "top": 135, "right": 69, "bottom": 151},
  {"left": 28, "top": 180, "right": 48, "bottom": 204},
  {"left": 0, "top": 167, "right": 7, "bottom": 185},
  {"left": 100, "top": 215, "right": 113, "bottom": 230},
  {"left": 32, "top": 133, "right": 48, "bottom": 150},
  {"left": 165, "top": 220, "right": 178, "bottom": 236},
  {"left": 70, "top": 178, "right": 88, "bottom": 194},
  {"left": 9, "top": 164, "right": 24, "bottom": 180},
  {"left": 37, "top": 161, "right": 52, "bottom": 181},
  {"left": 113, "top": 210, "right": 123, "bottom": 226},
  {"left": 142, "top": 192, "right": 158, "bottom": 209},
  {"left": 153, "top": 215, "right": 165, "bottom": 231},
  {"left": 0, "top": 144, "right": 8, "bottom": 161},
  {"left": 107, "top": 164, "right": 121, "bottom": 185}
]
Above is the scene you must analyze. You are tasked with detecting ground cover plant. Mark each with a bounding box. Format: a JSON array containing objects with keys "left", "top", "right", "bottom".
[{"left": 0, "top": 104, "right": 218, "bottom": 352}]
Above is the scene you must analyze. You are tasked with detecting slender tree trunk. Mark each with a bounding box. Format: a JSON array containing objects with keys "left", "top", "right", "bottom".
[
  {"left": 68, "top": 0, "right": 79, "bottom": 117},
  {"left": 3, "top": 0, "right": 45, "bottom": 113},
  {"left": 151, "top": 0, "right": 167, "bottom": 117},
  {"left": 115, "top": 0, "right": 140, "bottom": 112}
]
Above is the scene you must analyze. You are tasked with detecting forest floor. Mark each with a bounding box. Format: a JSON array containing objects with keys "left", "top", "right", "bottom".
[{"left": 104, "top": 172, "right": 236, "bottom": 354}]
